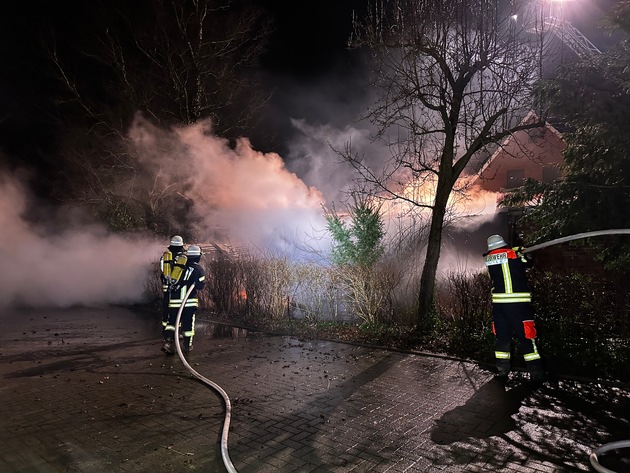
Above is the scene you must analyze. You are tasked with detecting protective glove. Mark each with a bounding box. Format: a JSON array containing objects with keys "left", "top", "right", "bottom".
[{"left": 514, "top": 246, "right": 532, "bottom": 264}]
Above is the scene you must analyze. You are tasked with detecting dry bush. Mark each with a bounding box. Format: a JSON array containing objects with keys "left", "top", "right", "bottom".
[
  {"left": 434, "top": 270, "right": 493, "bottom": 356},
  {"left": 143, "top": 268, "right": 163, "bottom": 309},
  {"left": 289, "top": 264, "right": 345, "bottom": 321},
  {"left": 335, "top": 262, "right": 402, "bottom": 325},
  {"left": 240, "top": 255, "right": 294, "bottom": 320},
  {"left": 204, "top": 255, "right": 244, "bottom": 315}
]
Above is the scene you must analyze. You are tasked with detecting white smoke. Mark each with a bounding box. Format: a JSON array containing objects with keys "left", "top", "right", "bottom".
[
  {"left": 0, "top": 116, "right": 344, "bottom": 308},
  {"left": 128, "top": 117, "right": 331, "bottom": 260},
  {"left": 283, "top": 116, "right": 503, "bottom": 273},
  {"left": 0, "top": 174, "right": 161, "bottom": 308}
]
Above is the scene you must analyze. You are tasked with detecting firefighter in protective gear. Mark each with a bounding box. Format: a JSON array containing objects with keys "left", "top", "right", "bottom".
[
  {"left": 163, "top": 245, "right": 206, "bottom": 355},
  {"left": 483, "top": 235, "right": 545, "bottom": 382},
  {"left": 159, "top": 236, "right": 186, "bottom": 337}
]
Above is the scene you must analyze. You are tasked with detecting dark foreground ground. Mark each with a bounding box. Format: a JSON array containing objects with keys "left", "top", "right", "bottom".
[{"left": 1, "top": 306, "right": 629, "bottom": 472}]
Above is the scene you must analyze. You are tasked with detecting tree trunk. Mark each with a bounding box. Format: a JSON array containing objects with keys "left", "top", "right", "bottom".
[{"left": 417, "top": 180, "right": 450, "bottom": 330}]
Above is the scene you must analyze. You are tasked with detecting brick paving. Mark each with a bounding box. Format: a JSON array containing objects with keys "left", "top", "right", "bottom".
[{"left": 1, "top": 306, "right": 629, "bottom": 472}]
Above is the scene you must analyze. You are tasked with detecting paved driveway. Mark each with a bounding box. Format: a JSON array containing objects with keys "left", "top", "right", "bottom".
[{"left": 1, "top": 306, "right": 629, "bottom": 472}]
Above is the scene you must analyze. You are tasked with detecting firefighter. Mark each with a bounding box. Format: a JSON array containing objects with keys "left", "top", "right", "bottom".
[
  {"left": 159, "top": 235, "right": 186, "bottom": 341},
  {"left": 163, "top": 245, "right": 206, "bottom": 355},
  {"left": 483, "top": 235, "right": 545, "bottom": 382}
]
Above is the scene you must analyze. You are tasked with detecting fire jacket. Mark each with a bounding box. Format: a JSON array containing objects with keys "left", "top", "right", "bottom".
[
  {"left": 168, "top": 262, "right": 206, "bottom": 309},
  {"left": 483, "top": 246, "right": 533, "bottom": 303}
]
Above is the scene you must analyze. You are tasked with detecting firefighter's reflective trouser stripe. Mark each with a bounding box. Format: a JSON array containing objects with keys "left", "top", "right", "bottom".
[
  {"left": 495, "top": 338, "right": 541, "bottom": 362},
  {"left": 163, "top": 309, "right": 196, "bottom": 349},
  {"left": 523, "top": 338, "right": 541, "bottom": 361},
  {"left": 163, "top": 311, "right": 196, "bottom": 337},
  {"left": 492, "top": 302, "right": 543, "bottom": 375},
  {"left": 492, "top": 292, "right": 531, "bottom": 303}
]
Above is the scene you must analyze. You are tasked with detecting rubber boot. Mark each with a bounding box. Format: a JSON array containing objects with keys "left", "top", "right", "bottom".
[
  {"left": 496, "top": 359, "right": 511, "bottom": 378},
  {"left": 162, "top": 333, "right": 175, "bottom": 355},
  {"left": 527, "top": 360, "right": 546, "bottom": 384}
]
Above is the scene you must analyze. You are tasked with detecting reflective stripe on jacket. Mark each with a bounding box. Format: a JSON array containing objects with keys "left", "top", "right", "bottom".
[
  {"left": 483, "top": 247, "right": 532, "bottom": 304},
  {"left": 168, "top": 263, "right": 206, "bottom": 309}
]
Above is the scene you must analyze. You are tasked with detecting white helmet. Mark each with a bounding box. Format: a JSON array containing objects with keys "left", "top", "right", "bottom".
[
  {"left": 487, "top": 235, "right": 507, "bottom": 251},
  {"left": 187, "top": 245, "right": 202, "bottom": 256},
  {"left": 170, "top": 235, "right": 184, "bottom": 246}
]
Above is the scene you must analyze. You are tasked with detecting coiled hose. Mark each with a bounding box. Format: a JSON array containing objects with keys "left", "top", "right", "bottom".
[
  {"left": 521, "top": 229, "right": 630, "bottom": 472},
  {"left": 174, "top": 285, "right": 238, "bottom": 473}
]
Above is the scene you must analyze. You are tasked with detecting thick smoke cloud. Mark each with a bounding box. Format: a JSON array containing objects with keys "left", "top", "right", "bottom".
[
  {"left": 1, "top": 116, "right": 341, "bottom": 308},
  {"left": 286, "top": 119, "right": 373, "bottom": 204},
  {"left": 129, "top": 117, "right": 331, "bottom": 260},
  {"left": 1, "top": 85, "right": 506, "bottom": 310},
  {"left": 0, "top": 174, "right": 161, "bottom": 308},
  {"left": 283, "top": 114, "right": 503, "bottom": 273}
]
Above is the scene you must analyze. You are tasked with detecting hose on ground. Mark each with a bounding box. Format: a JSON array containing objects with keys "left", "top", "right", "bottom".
[
  {"left": 166, "top": 229, "right": 630, "bottom": 472},
  {"left": 521, "top": 229, "right": 630, "bottom": 254},
  {"left": 175, "top": 284, "right": 238, "bottom": 473},
  {"left": 589, "top": 440, "right": 630, "bottom": 473}
]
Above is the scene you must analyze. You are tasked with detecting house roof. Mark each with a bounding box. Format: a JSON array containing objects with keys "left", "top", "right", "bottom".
[{"left": 476, "top": 111, "right": 565, "bottom": 180}]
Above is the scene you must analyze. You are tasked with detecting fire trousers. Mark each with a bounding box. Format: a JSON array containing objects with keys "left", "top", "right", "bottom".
[
  {"left": 162, "top": 306, "right": 196, "bottom": 350},
  {"left": 161, "top": 291, "right": 170, "bottom": 322},
  {"left": 492, "top": 302, "right": 543, "bottom": 376}
]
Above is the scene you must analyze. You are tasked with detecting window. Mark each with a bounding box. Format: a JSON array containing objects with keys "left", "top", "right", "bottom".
[{"left": 506, "top": 169, "right": 525, "bottom": 189}]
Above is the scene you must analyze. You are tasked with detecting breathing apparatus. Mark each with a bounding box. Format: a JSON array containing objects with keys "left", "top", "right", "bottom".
[
  {"left": 163, "top": 235, "right": 186, "bottom": 288},
  {"left": 169, "top": 253, "right": 188, "bottom": 289}
]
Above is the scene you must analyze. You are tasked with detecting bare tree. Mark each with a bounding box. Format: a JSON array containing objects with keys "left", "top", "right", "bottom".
[
  {"left": 43, "top": 0, "right": 272, "bottom": 233},
  {"left": 347, "top": 0, "right": 546, "bottom": 328},
  {"left": 49, "top": 0, "right": 272, "bottom": 134},
  {"left": 98, "top": 0, "right": 272, "bottom": 134}
]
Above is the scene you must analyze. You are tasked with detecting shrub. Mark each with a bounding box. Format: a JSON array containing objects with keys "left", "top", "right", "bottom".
[
  {"left": 530, "top": 270, "right": 630, "bottom": 381},
  {"left": 434, "top": 270, "right": 494, "bottom": 360}
]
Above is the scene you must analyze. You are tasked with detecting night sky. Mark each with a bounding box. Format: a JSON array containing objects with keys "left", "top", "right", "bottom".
[
  {"left": 249, "top": 0, "right": 370, "bottom": 156},
  {"left": 254, "top": 0, "right": 365, "bottom": 76},
  {"left": 0, "top": 0, "right": 620, "bottom": 176},
  {"left": 0, "top": 0, "right": 368, "bottom": 166}
]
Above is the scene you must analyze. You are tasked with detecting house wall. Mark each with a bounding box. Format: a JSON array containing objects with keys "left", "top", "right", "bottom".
[{"left": 477, "top": 125, "right": 566, "bottom": 193}]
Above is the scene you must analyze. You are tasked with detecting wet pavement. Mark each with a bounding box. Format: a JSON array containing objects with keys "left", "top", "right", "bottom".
[{"left": 1, "top": 306, "right": 629, "bottom": 472}]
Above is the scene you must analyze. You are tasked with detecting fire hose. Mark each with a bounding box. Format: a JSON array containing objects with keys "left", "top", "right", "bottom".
[
  {"left": 590, "top": 441, "right": 630, "bottom": 473},
  {"left": 520, "top": 229, "right": 630, "bottom": 254},
  {"left": 166, "top": 230, "right": 630, "bottom": 472},
  {"left": 174, "top": 284, "right": 238, "bottom": 473},
  {"left": 520, "top": 229, "right": 630, "bottom": 472}
]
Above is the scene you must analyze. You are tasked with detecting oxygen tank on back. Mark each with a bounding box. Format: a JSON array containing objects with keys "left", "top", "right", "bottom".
[
  {"left": 161, "top": 250, "right": 173, "bottom": 280},
  {"left": 169, "top": 253, "right": 188, "bottom": 289}
]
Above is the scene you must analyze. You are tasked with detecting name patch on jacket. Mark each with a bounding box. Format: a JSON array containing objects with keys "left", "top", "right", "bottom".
[{"left": 485, "top": 253, "right": 508, "bottom": 266}]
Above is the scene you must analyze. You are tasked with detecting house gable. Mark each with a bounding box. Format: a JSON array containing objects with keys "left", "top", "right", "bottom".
[{"left": 475, "top": 112, "right": 566, "bottom": 193}]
